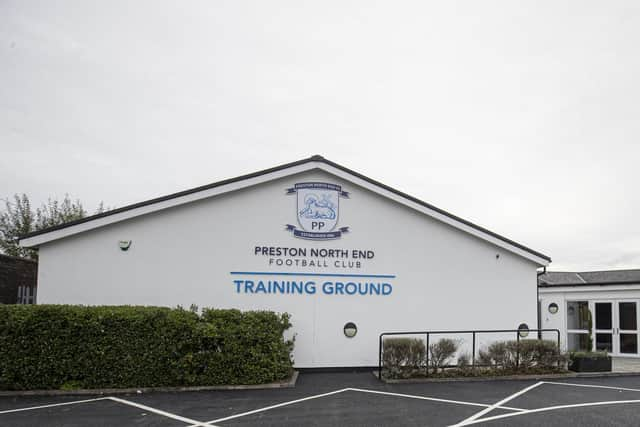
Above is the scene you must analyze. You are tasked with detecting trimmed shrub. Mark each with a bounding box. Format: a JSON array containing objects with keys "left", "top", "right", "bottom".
[
  {"left": 517, "top": 340, "right": 566, "bottom": 369},
  {"left": 0, "top": 305, "right": 293, "bottom": 390},
  {"left": 457, "top": 352, "right": 471, "bottom": 369},
  {"left": 478, "top": 341, "right": 510, "bottom": 368},
  {"left": 428, "top": 338, "right": 458, "bottom": 373},
  {"left": 477, "top": 339, "right": 566, "bottom": 371},
  {"left": 382, "top": 338, "right": 426, "bottom": 378},
  {"left": 569, "top": 351, "right": 609, "bottom": 359}
]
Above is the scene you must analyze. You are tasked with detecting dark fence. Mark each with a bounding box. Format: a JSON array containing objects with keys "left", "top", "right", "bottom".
[
  {"left": 0, "top": 254, "right": 37, "bottom": 304},
  {"left": 378, "top": 328, "right": 561, "bottom": 379}
]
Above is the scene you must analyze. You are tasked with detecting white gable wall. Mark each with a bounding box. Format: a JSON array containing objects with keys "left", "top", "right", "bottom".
[{"left": 37, "top": 169, "right": 539, "bottom": 367}]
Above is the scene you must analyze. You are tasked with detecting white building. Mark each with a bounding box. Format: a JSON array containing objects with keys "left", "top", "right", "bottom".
[
  {"left": 539, "top": 270, "right": 640, "bottom": 360},
  {"left": 20, "top": 155, "right": 551, "bottom": 368}
]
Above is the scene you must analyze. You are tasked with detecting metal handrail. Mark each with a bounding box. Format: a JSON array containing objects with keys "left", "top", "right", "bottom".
[{"left": 378, "top": 328, "right": 561, "bottom": 380}]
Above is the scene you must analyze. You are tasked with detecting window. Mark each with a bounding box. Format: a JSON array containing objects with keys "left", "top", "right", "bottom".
[
  {"left": 567, "top": 301, "right": 590, "bottom": 330},
  {"left": 567, "top": 301, "right": 591, "bottom": 352}
]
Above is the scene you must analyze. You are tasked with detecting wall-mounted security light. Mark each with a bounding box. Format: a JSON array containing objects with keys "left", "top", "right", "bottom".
[
  {"left": 118, "top": 240, "right": 132, "bottom": 251},
  {"left": 343, "top": 322, "right": 357, "bottom": 338},
  {"left": 548, "top": 303, "right": 559, "bottom": 314},
  {"left": 518, "top": 323, "right": 530, "bottom": 338}
]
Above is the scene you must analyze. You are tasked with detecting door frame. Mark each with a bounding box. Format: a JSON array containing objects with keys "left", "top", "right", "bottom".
[
  {"left": 591, "top": 300, "right": 615, "bottom": 353},
  {"left": 590, "top": 299, "right": 640, "bottom": 357},
  {"left": 615, "top": 299, "right": 640, "bottom": 357},
  {"left": 565, "top": 298, "right": 640, "bottom": 357}
]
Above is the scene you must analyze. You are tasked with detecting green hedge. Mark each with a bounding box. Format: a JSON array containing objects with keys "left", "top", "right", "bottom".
[{"left": 0, "top": 305, "right": 294, "bottom": 390}]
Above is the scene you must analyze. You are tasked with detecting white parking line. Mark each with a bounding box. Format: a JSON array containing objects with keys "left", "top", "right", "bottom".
[
  {"left": 0, "top": 397, "right": 110, "bottom": 414},
  {"left": 542, "top": 381, "right": 640, "bottom": 393},
  {"left": 198, "top": 388, "right": 351, "bottom": 425},
  {"left": 108, "top": 397, "right": 213, "bottom": 426},
  {"left": 4, "top": 379, "right": 639, "bottom": 426},
  {"left": 452, "top": 382, "right": 544, "bottom": 426},
  {"left": 454, "top": 399, "right": 640, "bottom": 425},
  {"left": 183, "top": 386, "right": 527, "bottom": 427},
  {"left": 348, "top": 388, "right": 526, "bottom": 412}
]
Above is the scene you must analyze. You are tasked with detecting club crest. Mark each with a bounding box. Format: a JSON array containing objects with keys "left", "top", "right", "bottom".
[{"left": 285, "top": 182, "right": 350, "bottom": 240}]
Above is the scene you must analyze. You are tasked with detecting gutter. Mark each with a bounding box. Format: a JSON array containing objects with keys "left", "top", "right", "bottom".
[
  {"left": 536, "top": 266, "right": 547, "bottom": 338},
  {"left": 538, "top": 281, "right": 640, "bottom": 288}
]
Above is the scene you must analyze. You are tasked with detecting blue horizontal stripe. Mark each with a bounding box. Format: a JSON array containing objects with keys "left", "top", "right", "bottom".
[{"left": 230, "top": 271, "right": 396, "bottom": 279}]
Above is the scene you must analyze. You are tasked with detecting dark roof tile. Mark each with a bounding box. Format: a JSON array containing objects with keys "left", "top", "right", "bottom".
[{"left": 539, "top": 269, "right": 640, "bottom": 287}]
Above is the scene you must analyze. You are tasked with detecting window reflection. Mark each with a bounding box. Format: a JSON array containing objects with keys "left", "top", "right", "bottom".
[{"left": 567, "top": 301, "right": 590, "bottom": 330}]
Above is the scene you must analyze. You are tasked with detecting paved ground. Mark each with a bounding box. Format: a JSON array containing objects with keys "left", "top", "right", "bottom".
[{"left": 2, "top": 372, "right": 640, "bottom": 426}]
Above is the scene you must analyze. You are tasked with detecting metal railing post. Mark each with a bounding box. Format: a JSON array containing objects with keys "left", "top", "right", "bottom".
[
  {"left": 378, "top": 334, "right": 383, "bottom": 380},
  {"left": 557, "top": 329, "right": 561, "bottom": 369},
  {"left": 472, "top": 332, "right": 476, "bottom": 370},
  {"left": 426, "top": 333, "right": 430, "bottom": 377},
  {"left": 516, "top": 331, "right": 520, "bottom": 370}
]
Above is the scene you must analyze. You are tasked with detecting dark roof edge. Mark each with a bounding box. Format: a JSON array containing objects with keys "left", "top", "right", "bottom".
[
  {"left": 319, "top": 157, "right": 550, "bottom": 262},
  {"left": 19, "top": 155, "right": 551, "bottom": 262},
  {"left": 19, "top": 156, "right": 318, "bottom": 241},
  {"left": 544, "top": 269, "right": 640, "bottom": 274},
  {"left": 539, "top": 281, "right": 640, "bottom": 288}
]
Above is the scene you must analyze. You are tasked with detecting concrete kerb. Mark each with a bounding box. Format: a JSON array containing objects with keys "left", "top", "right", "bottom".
[
  {"left": 374, "top": 370, "right": 640, "bottom": 384},
  {"left": 0, "top": 371, "right": 298, "bottom": 397}
]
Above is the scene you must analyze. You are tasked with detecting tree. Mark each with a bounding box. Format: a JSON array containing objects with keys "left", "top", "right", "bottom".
[{"left": 0, "top": 194, "right": 107, "bottom": 260}]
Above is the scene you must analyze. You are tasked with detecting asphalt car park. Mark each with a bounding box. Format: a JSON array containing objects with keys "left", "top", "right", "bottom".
[{"left": 2, "top": 372, "right": 640, "bottom": 426}]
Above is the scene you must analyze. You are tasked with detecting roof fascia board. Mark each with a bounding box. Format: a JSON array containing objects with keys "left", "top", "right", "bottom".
[
  {"left": 539, "top": 281, "right": 640, "bottom": 288},
  {"left": 20, "top": 159, "right": 550, "bottom": 266},
  {"left": 316, "top": 164, "right": 549, "bottom": 266},
  {"left": 19, "top": 162, "right": 316, "bottom": 247},
  {"left": 539, "top": 283, "right": 640, "bottom": 292}
]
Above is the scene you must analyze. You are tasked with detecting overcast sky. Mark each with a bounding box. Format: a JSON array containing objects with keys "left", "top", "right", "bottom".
[{"left": 1, "top": 1, "right": 639, "bottom": 271}]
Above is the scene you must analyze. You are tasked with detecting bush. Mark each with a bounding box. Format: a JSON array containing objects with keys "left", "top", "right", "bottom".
[
  {"left": 429, "top": 338, "right": 458, "bottom": 373},
  {"left": 477, "top": 339, "right": 566, "bottom": 371},
  {"left": 478, "top": 341, "right": 510, "bottom": 368},
  {"left": 569, "top": 351, "right": 609, "bottom": 359},
  {"left": 520, "top": 340, "right": 566, "bottom": 369},
  {"left": 457, "top": 352, "right": 471, "bottom": 369},
  {"left": 382, "top": 338, "right": 426, "bottom": 378},
  {"left": 0, "top": 305, "right": 294, "bottom": 390}
]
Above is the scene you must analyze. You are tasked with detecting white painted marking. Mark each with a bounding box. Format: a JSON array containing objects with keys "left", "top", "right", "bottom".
[
  {"left": 107, "top": 397, "right": 212, "bottom": 426},
  {"left": 542, "top": 381, "right": 640, "bottom": 393},
  {"left": 453, "top": 381, "right": 544, "bottom": 426},
  {"left": 347, "top": 388, "right": 525, "bottom": 412},
  {"left": 0, "top": 397, "right": 110, "bottom": 414},
  {"left": 197, "top": 388, "right": 351, "bottom": 425},
  {"left": 185, "top": 386, "right": 527, "bottom": 427},
  {"left": 454, "top": 399, "right": 640, "bottom": 425}
]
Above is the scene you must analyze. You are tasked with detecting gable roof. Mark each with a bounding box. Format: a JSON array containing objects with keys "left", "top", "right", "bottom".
[
  {"left": 538, "top": 269, "right": 640, "bottom": 287},
  {"left": 19, "top": 155, "right": 551, "bottom": 265}
]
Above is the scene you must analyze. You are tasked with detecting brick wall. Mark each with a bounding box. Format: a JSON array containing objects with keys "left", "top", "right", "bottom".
[{"left": 0, "top": 254, "right": 38, "bottom": 304}]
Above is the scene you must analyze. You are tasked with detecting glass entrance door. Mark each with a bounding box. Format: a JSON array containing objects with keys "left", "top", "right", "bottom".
[
  {"left": 618, "top": 301, "right": 639, "bottom": 355},
  {"left": 590, "top": 300, "right": 640, "bottom": 356},
  {"left": 594, "top": 301, "right": 614, "bottom": 352}
]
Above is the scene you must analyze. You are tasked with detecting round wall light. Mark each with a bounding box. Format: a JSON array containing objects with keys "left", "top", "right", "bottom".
[
  {"left": 548, "top": 303, "right": 559, "bottom": 314},
  {"left": 343, "top": 322, "right": 357, "bottom": 338},
  {"left": 118, "top": 240, "right": 132, "bottom": 251},
  {"left": 518, "top": 323, "right": 530, "bottom": 338}
]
